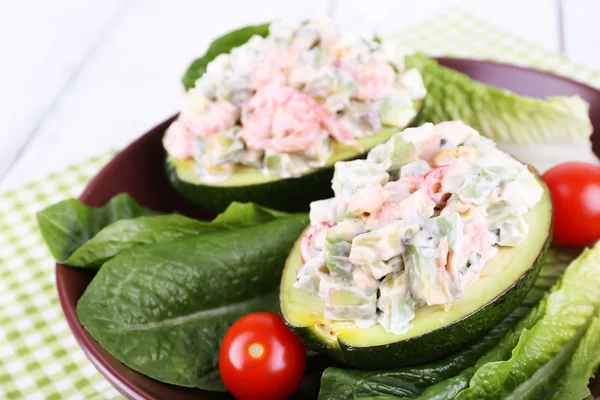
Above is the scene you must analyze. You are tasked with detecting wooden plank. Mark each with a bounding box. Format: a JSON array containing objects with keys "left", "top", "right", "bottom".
[
  {"left": 330, "top": 0, "right": 560, "bottom": 52},
  {"left": 562, "top": 0, "right": 600, "bottom": 70},
  {"left": 0, "top": 0, "right": 126, "bottom": 184},
  {"left": 0, "top": 0, "right": 331, "bottom": 192}
]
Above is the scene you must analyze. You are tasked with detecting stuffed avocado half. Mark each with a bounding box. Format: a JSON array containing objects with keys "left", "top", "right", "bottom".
[
  {"left": 165, "top": 18, "right": 426, "bottom": 211},
  {"left": 280, "top": 121, "right": 552, "bottom": 369},
  {"left": 167, "top": 122, "right": 422, "bottom": 212}
]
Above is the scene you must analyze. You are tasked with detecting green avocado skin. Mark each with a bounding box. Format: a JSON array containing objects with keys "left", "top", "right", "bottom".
[
  {"left": 166, "top": 159, "right": 336, "bottom": 212},
  {"left": 286, "top": 234, "right": 551, "bottom": 370}
]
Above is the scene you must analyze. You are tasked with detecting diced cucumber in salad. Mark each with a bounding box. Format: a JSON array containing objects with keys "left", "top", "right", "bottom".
[
  {"left": 295, "top": 121, "right": 544, "bottom": 335},
  {"left": 164, "top": 18, "right": 426, "bottom": 182}
]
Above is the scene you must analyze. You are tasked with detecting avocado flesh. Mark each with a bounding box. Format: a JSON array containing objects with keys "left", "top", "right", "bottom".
[{"left": 280, "top": 183, "right": 552, "bottom": 368}]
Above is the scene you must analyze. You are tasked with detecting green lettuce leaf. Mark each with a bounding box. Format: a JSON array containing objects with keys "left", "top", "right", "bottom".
[
  {"left": 453, "top": 243, "right": 600, "bottom": 400},
  {"left": 550, "top": 310, "right": 600, "bottom": 400},
  {"left": 59, "top": 214, "right": 220, "bottom": 268},
  {"left": 405, "top": 54, "right": 593, "bottom": 146},
  {"left": 181, "top": 23, "right": 270, "bottom": 90},
  {"left": 37, "top": 195, "right": 294, "bottom": 268},
  {"left": 36, "top": 194, "right": 158, "bottom": 263},
  {"left": 77, "top": 213, "right": 309, "bottom": 391},
  {"left": 210, "top": 201, "right": 289, "bottom": 225},
  {"left": 317, "top": 247, "right": 576, "bottom": 400}
]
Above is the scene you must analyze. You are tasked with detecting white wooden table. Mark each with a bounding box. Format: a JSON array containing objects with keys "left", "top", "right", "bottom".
[{"left": 1, "top": 0, "right": 598, "bottom": 193}]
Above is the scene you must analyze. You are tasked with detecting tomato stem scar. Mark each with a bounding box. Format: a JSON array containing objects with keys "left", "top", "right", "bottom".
[{"left": 249, "top": 343, "right": 264, "bottom": 358}]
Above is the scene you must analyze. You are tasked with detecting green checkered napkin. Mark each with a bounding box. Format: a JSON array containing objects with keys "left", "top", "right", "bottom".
[{"left": 1, "top": 9, "right": 599, "bottom": 399}]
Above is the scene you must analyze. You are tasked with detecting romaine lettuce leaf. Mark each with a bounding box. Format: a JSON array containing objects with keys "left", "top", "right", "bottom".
[
  {"left": 549, "top": 310, "right": 600, "bottom": 400},
  {"left": 453, "top": 243, "right": 600, "bottom": 400},
  {"left": 36, "top": 193, "right": 158, "bottom": 263},
  {"left": 37, "top": 195, "right": 295, "bottom": 268},
  {"left": 405, "top": 54, "right": 593, "bottom": 146},
  {"left": 77, "top": 212, "right": 309, "bottom": 391}
]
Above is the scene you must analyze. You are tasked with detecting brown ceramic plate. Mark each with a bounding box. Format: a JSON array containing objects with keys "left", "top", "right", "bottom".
[{"left": 56, "top": 57, "right": 600, "bottom": 400}]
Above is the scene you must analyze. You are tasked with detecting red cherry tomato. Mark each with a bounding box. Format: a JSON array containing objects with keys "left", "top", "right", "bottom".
[
  {"left": 542, "top": 162, "right": 600, "bottom": 247},
  {"left": 219, "top": 312, "right": 306, "bottom": 400}
]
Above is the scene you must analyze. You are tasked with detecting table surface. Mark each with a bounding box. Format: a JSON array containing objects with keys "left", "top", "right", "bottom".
[{"left": 1, "top": 0, "right": 599, "bottom": 194}]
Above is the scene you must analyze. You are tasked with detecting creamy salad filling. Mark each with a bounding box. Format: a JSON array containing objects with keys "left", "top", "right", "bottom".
[
  {"left": 295, "top": 121, "right": 544, "bottom": 334},
  {"left": 164, "top": 18, "right": 426, "bottom": 182}
]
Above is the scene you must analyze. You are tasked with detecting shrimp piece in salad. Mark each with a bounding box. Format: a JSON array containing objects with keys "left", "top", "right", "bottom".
[
  {"left": 186, "top": 100, "right": 239, "bottom": 138},
  {"left": 423, "top": 166, "right": 451, "bottom": 206},
  {"left": 240, "top": 83, "right": 358, "bottom": 152},
  {"left": 436, "top": 237, "right": 453, "bottom": 308},
  {"left": 301, "top": 221, "right": 335, "bottom": 263},
  {"left": 163, "top": 120, "right": 195, "bottom": 160},
  {"left": 365, "top": 175, "right": 431, "bottom": 227},
  {"left": 251, "top": 43, "right": 299, "bottom": 90},
  {"left": 342, "top": 59, "right": 395, "bottom": 101},
  {"left": 460, "top": 223, "right": 494, "bottom": 288}
]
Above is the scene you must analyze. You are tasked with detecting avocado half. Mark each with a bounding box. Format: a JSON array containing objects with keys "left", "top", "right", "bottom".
[
  {"left": 280, "top": 178, "right": 552, "bottom": 369},
  {"left": 166, "top": 101, "right": 422, "bottom": 212}
]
